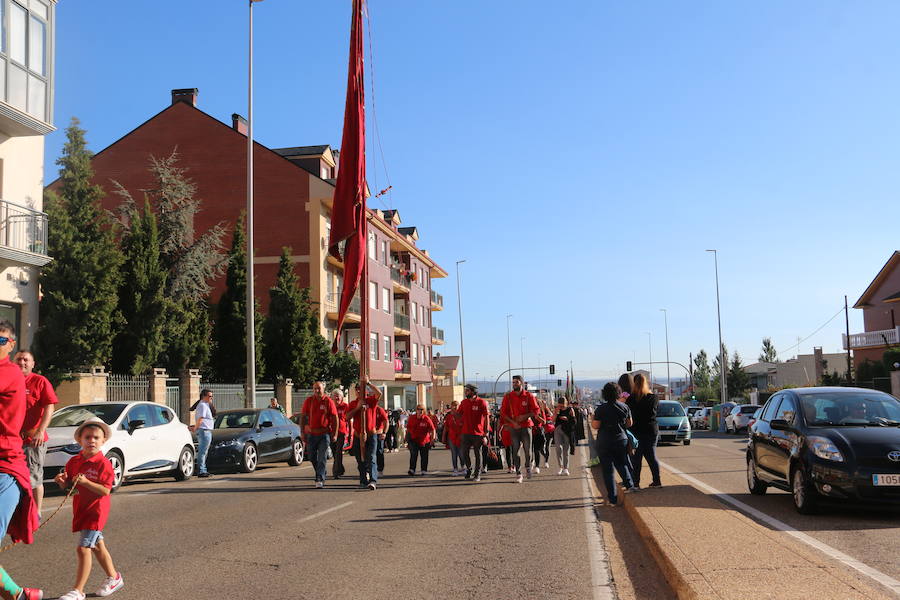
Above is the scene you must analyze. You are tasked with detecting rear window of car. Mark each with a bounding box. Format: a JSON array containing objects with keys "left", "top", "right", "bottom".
[
  {"left": 741, "top": 406, "right": 760, "bottom": 414},
  {"left": 50, "top": 404, "right": 126, "bottom": 427}
]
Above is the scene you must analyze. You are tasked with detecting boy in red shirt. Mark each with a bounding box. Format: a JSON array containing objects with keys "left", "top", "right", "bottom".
[
  {"left": 54, "top": 418, "right": 123, "bottom": 600},
  {"left": 300, "top": 381, "right": 338, "bottom": 489}
]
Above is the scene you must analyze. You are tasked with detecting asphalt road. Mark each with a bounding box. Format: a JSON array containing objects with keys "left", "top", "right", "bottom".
[
  {"left": 656, "top": 430, "right": 900, "bottom": 592},
  {"left": 5, "top": 441, "right": 615, "bottom": 600}
]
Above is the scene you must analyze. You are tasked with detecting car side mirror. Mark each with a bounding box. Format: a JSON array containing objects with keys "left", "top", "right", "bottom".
[
  {"left": 770, "top": 418, "right": 792, "bottom": 432},
  {"left": 127, "top": 419, "right": 145, "bottom": 434},
  {"left": 261, "top": 421, "right": 274, "bottom": 428}
]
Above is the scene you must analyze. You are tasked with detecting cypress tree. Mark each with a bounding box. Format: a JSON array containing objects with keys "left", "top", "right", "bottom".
[
  {"left": 34, "top": 118, "right": 123, "bottom": 381},
  {"left": 111, "top": 196, "right": 167, "bottom": 375},
  {"left": 210, "top": 213, "right": 264, "bottom": 382},
  {"left": 263, "top": 248, "right": 309, "bottom": 384}
]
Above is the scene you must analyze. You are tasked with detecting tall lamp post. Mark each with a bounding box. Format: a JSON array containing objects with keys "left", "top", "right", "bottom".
[
  {"left": 455, "top": 259, "right": 466, "bottom": 385},
  {"left": 245, "top": 0, "right": 264, "bottom": 407},
  {"left": 706, "top": 249, "right": 727, "bottom": 404},
  {"left": 645, "top": 332, "right": 653, "bottom": 387},
  {"left": 520, "top": 337, "right": 526, "bottom": 379},
  {"left": 506, "top": 314, "right": 513, "bottom": 391},
  {"left": 660, "top": 308, "right": 670, "bottom": 400}
]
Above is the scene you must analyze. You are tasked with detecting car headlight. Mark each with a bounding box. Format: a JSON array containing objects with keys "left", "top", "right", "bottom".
[
  {"left": 678, "top": 419, "right": 689, "bottom": 430},
  {"left": 808, "top": 436, "right": 843, "bottom": 462},
  {"left": 214, "top": 439, "right": 241, "bottom": 449}
]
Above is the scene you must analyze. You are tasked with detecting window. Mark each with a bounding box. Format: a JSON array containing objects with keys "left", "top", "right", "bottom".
[
  {"left": 2, "top": 0, "right": 51, "bottom": 122},
  {"left": 412, "top": 343, "right": 419, "bottom": 366},
  {"left": 370, "top": 333, "right": 378, "bottom": 360},
  {"left": 761, "top": 395, "right": 781, "bottom": 422},
  {"left": 419, "top": 305, "right": 424, "bottom": 325},
  {"left": 383, "top": 336, "right": 390, "bottom": 362},
  {"left": 774, "top": 395, "right": 797, "bottom": 424},
  {"left": 368, "top": 233, "right": 376, "bottom": 260},
  {"left": 125, "top": 405, "right": 155, "bottom": 429},
  {"left": 381, "top": 241, "right": 388, "bottom": 266},
  {"left": 381, "top": 286, "right": 389, "bottom": 313},
  {"left": 412, "top": 301, "right": 418, "bottom": 324},
  {"left": 369, "top": 281, "right": 377, "bottom": 309},
  {"left": 152, "top": 405, "right": 173, "bottom": 425}
]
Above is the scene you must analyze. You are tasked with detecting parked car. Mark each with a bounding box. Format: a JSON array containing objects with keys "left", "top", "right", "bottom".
[
  {"left": 691, "top": 407, "right": 711, "bottom": 430},
  {"left": 725, "top": 404, "right": 762, "bottom": 433},
  {"left": 199, "top": 408, "right": 303, "bottom": 473},
  {"left": 686, "top": 406, "right": 703, "bottom": 420},
  {"left": 656, "top": 401, "right": 691, "bottom": 445},
  {"left": 746, "top": 387, "right": 900, "bottom": 514},
  {"left": 45, "top": 402, "right": 195, "bottom": 492}
]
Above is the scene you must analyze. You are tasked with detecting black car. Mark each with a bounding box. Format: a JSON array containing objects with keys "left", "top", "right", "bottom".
[
  {"left": 199, "top": 408, "right": 304, "bottom": 473},
  {"left": 746, "top": 387, "right": 900, "bottom": 514}
]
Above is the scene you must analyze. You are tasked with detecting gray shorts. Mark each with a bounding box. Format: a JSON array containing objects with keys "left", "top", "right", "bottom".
[{"left": 24, "top": 443, "right": 46, "bottom": 488}]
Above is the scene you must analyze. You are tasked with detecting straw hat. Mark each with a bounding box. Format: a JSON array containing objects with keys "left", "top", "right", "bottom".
[{"left": 73, "top": 417, "right": 112, "bottom": 443}]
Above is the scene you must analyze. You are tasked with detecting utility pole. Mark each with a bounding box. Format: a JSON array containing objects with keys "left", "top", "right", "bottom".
[
  {"left": 706, "top": 249, "right": 727, "bottom": 403},
  {"left": 661, "top": 308, "right": 670, "bottom": 399}
]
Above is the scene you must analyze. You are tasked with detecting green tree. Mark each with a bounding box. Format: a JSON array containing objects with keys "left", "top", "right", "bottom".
[
  {"left": 329, "top": 348, "right": 359, "bottom": 389},
  {"left": 110, "top": 197, "right": 166, "bottom": 375},
  {"left": 693, "top": 349, "right": 711, "bottom": 388},
  {"left": 727, "top": 351, "right": 750, "bottom": 395},
  {"left": 209, "top": 213, "right": 264, "bottom": 382},
  {"left": 263, "top": 248, "right": 310, "bottom": 383},
  {"left": 759, "top": 337, "right": 778, "bottom": 363},
  {"left": 34, "top": 119, "right": 123, "bottom": 382},
  {"left": 857, "top": 359, "right": 887, "bottom": 382}
]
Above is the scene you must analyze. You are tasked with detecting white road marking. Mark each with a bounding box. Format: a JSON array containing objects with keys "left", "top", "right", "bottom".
[
  {"left": 297, "top": 501, "right": 353, "bottom": 523},
  {"left": 658, "top": 459, "right": 900, "bottom": 597},
  {"left": 691, "top": 441, "right": 746, "bottom": 457},
  {"left": 579, "top": 442, "right": 616, "bottom": 600}
]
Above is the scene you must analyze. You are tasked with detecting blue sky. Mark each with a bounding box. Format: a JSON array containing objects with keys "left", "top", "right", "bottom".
[{"left": 48, "top": 1, "right": 899, "bottom": 384}]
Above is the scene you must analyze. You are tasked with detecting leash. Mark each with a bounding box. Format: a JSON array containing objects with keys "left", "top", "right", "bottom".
[{"left": 0, "top": 474, "right": 82, "bottom": 555}]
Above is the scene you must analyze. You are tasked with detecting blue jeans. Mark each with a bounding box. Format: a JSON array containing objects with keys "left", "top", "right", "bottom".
[
  {"left": 448, "top": 441, "right": 462, "bottom": 470},
  {"left": 352, "top": 436, "right": 378, "bottom": 485},
  {"left": 308, "top": 434, "right": 331, "bottom": 482},
  {"left": 0, "top": 474, "right": 20, "bottom": 539},
  {"left": 196, "top": 428, "right": 212, "bottom": 475},
  {"left": 598, "top": 439, "right": 634, "bottom": 504},
  {"left": 632, "top": 432, "right": 660, "bottom": 486}
]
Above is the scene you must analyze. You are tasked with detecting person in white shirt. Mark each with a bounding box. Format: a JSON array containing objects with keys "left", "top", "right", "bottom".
[{"left": 192, "top": 389, "right": 215, "bottom": 478}]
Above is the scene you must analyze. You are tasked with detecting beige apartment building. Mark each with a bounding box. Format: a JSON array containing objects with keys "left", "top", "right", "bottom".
[{"left": 0, "top": 0, "right": 55, "bottom": 346}]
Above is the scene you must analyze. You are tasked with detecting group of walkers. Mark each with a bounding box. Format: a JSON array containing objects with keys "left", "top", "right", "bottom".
[
  {"left": 297, "top": 374, "right": 590, "bottom": 490},
  {"left": 591, "top": 372, "right": 662, "bottom": 506}
]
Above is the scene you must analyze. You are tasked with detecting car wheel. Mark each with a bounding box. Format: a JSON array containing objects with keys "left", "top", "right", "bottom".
[
  {"left": 683, "top": 439, "right": 691, "bottom": 446},
  {"left": 288, "top": 438, "right": 303, "bottom": 466},
  {"left": 240, "top": 442, "right": 258, "bottom": 473},
  {"left": 746, "top": 455, "right": 767, "bottom": 495},
  {"left": 173, "top": 446, "right": 195, "bottom": 481},
  {"left": 792, "top": 465, "right": 819, "bottom": 514},
  {"left": 106, "top": 450, "right": 124, "bottom": 492}
]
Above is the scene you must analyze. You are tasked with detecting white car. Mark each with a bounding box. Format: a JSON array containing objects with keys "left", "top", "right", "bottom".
[
  {"left": 724, "top": 404, "right": 762, "bottom": 434},
  {"left": 45, "top": 402, "right": 195, "bottom": 491},
  {"left": 691, "top": 407, "right": 711, "bottom": 429}
]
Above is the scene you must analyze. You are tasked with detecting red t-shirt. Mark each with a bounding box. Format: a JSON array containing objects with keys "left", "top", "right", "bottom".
[
  {"left": 301, "top": 395, "right": 338, "bottom": 434},
  {"left": 0, "top": 357, "right": 26, "bottom": 454},
  {"left": 349, "top": 396, "right": 380, "bottom": 436},
  {"left": 459, "top": 396, "right": 489, "bottom": 436},
  {"left": 65, "top": 452, "right": 114, "bottom": 532},
  {"left": 407, "top": 414, "right": 434, "bottom": 444},
  {"left": 444, "top": 411, "right": 463, "bottom": 446},
  {"left": 22, "top": 372, "right": 58, "bottom": 443},
  {"left": 335, "top": 401, "right": 349, "bottom": 436},
  {"left": 374, "top": 406, "right": 388, "bottom": 433},
  {"left": 501, "top": 390, "right": 540, "bottom": 428}
]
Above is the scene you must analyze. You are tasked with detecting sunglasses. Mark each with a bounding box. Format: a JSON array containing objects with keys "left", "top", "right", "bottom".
[{"left": 0, "top": 337, "right": 12, "bottom": 346}]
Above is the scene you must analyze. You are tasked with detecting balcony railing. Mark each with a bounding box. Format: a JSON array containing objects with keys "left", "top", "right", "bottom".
[
  {"left": 430, "top": 290, "right": 443, "bottom": 308},
  {"left": 394, "top": 313, "right": 410, "bottom": 331},
  {"left": 325, "top": 292, "right": 361, "bottom": 315},
  {"left": 390, "top": 268, "right": 411, "bottom": 289},
  {"left": 0, "top": 200, "right": 49, "bottom": 260},
  {"left": 432, "top": 327, "right": 444, "bottom": 342},
  {"left": 394, "top": 357, "right": 411, "bottom": 374},
  {"left": 843, "top": 327, "right": 900, "bottom": 350}
]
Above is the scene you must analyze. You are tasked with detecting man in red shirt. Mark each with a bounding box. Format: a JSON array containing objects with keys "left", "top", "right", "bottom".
[
  {"left": 406, "top": 405, "right": 436, "bottom": 475},
  {"left": 501, "top": 376, "right": 540, "bottom": 483},
  {"left": 346, "top": 379, "right": 383, "bottom": 490},
  {"left": 300, "top": 381, "right": 338, "bottom": 489},
  {"left": 330, "top": 389, "right": 349, "bottom": 480},
  {"left": 15, "top": 350, "right": 57, "bottom": 514},
  {"left": 458, "top": 384, "right": 490, "bottom": 482}
]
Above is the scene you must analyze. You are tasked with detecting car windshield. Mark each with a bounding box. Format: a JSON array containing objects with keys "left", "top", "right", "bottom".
[
  {"left": 50, "top": 404, "right": 126, "bottom": 427},
  {"left": 741, "top": 406, "right": 760, "bottom": 414},
  {"left": 214, "top": 411, "right": 258, "bottom": 429},
  {"left": 657, "top": 403, "right": 686, "bottom": 417},
  {"left": 799, "top": 392, "right": 900, "bottom": 427}
]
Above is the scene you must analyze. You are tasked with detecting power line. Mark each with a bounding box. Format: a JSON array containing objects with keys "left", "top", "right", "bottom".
[{"left": 775, "top": 305, "right": 845, "bottom": 357}]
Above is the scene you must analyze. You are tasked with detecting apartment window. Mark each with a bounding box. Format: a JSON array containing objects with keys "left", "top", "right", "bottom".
[
  {"left": 381, "top": 286, "right": 389, "bottom": 313},
  {"left": 368, "top": 233, "right": 376, "bottom": 260},
  {"left": 419, "top": 305, "right": 424, "bottom": 325},
  {"left": 383, "top": 336, "right": 390, "bottom": 362},
  {"left": 411, "top": 301, "right": 418, "bottom": 324},
  {"left": 381, "top": 240, "right": 388, "bottom": 266},
  {"left": 1, "top": 0, "right": 51, "bottom": 122},
  {"left": 412, "top": 343, "right": 419, "bottom": 366},
  {"left": 370, "top": 333, "right": 378, "bottom": 361},
  {"left": 369, "top": 281, "right": 377, "bottom": 309}
]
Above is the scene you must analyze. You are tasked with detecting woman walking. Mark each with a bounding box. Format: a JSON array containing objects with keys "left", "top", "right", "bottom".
[
  {"left": 627, "top": 373, "right": 662, "bottom": 488},
  {"left": 531, "top": 399, "right": 550, "bottom": 473},
  {"left": 553, "top": 396, "right": 576, "bottom": 475},
  {"left": 591, "top": 382, "right": 636, "bottom": 506},
  {"left": 407, "top": 405, "right": 436, "bottom": 475}
]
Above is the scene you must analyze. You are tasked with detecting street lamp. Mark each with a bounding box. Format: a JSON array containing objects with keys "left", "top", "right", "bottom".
[
  {"left": 506, "top": 314, "right": 513, "bottom": 390},
  {"left": 706, "top": 249, "right": 727, "bottom": 404},
  {"left": 520, "top": 336, "right": 526, "bottom": 378},
  {"left": 645, "top": 332, "right": 653, "bottom": 387},
  {"left": 660, "top": 308, "right": 670, "bottom": 400},
  {"left": 455, "top": 259, "right": 466, "bottom": 386},
  {"left": 245, "top": 0, "right": 264, "bottom": 407}
]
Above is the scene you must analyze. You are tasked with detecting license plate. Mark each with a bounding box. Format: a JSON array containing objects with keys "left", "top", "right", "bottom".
[{"left": 873, "top": 474, "right": 900, "bottom": 486}]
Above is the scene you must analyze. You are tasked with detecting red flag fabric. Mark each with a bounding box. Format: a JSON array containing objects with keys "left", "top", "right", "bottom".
[{"left": 328, "top": 0, "right": 366, "bottom": 353}]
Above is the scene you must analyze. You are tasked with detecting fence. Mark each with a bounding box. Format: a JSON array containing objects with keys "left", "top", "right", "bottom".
[
  {"left": 199, "top": 383, "right": 277, "bottom": 411},
  {"left": 107, "top": 374, "right": 149, "bottom": 403},
  {"left": 846, "top": 378, "right": 892, "bottom": 394},
  {"left": 165, "top": 378, "right": 181, "bottom": 415}
]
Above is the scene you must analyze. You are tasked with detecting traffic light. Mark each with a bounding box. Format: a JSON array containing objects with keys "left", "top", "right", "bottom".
[
  {"left": 549, "top": 364, "right": 555, "bottom": 375},
  {"left": 626, "top": 361, "right": 632, "bottom": 372},
  {"left": 557, "top": 379, "right": 563, "bottom": 387}
]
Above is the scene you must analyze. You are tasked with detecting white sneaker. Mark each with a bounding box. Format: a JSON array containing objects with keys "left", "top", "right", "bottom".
[
  {"left": 450, "top": 469, "right": 459, "bottom": 476},
  {"left": 563, "top": 468, "right": 570, "bottom": 476},
  {"left": 95, "top": 573, "right": 124, "bottom": 597},
  {"left": 315, "top": 481, "right": 324, "bottom": 489},
  {"left": 60, "top": 590, "right": 86, "bottom": 600},
  {"left": 367, "top": 482, "right": 377, "bottom": 490},
  {"left": 422, "top": 470, "right": 433, "bottom": 475},
  {"left": 507, "top": 467, "right": 515, "bottom": 474},
  {"left": 516, "top": 474, "right": 524, "bottom": 484},
  {"left": 474, "top": 474, "right": 481, "bottom": 482},
  {"left": 558, "top": 468, "right": 564, "bottom": 475},
  {"left": 544, "top": 462, "right": 550, "bottom": 469},
  {"left": 534, "top": 467, "right": 540, "bottom": 475}
]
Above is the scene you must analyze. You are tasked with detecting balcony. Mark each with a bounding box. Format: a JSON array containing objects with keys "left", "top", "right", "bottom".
[
  {"left": 325, "top": 240, "right": 347, "bottom": 269},
  {"left": 432, "top": 326, "right": 445, "bottom": 345},
  {"left": 843, "top": 327, "right": 900, "bottom": 350},
  {"left": 391, "top": 268, "right": 411, "bottom": 291},
  {"left": 394, "top": 357, "right": 411, "bottom": 377},
  {"left": 0, "top": 200, "right": 51, "bottom": 267},
  {"left": 324, "top": 291, "right": 361, "bottom": 323},
  {"left": 393, "top": 312, "right": 410, "bottom": 333},
  {"left": 430, "top": 290, "right": 443, "bottom": 310}
]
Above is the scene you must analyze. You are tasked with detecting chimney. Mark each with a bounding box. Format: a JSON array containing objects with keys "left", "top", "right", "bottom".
[
  {"left": 171, "top": 88, "right": 199, "bottom": 107},
  {"left": 232, "top": 113, "right": 248, "bottom": 135},
  {"left": 813, "top": 347, "right": 825, "bottom": 383}
]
